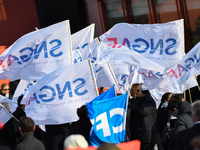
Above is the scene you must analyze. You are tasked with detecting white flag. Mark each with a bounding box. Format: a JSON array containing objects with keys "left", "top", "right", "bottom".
[
  {"left": 71, "top": 24, "right": 95, "bottom": 50},
  {"left": 99, "top": 19, "right": 185, "bottom": 68},
  {"left": 0, "top": 104, "right": 12, "bottom": 124},
  {"left": 97, "top": 43, "right": 165, "bottom": 72},
  {"left": 95, "top": 62, "right": 118, "bottom": 88},
  {"left": 21, "top": 60, "right": 98, "bottom": 125},
  {"left": 72, "top": 24, "right": 95, "bottom": 60},
  {"left": 0, "top": 95, "right": 17, "bottom": 114},
  {"left": 11, "top": 80, "right": 34, "bottom": 112},
  {"left": 165, "top": 41, "right": 200, "bottom": 87},
  {"left": 0, "top": 20, "right": 73, "bottom": 81}
]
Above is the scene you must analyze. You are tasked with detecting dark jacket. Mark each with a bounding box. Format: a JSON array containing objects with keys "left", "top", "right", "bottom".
[
  {"left": 69, "top": 117, "right": 92, "bottom": 143},
  {"left": 174, "top": 101, "right": 193, "bottom": 134},
  {"left": 15, "top": 134, "right": 45, "bottom": 150},
  {"left": 12, "top": 107, "right": 26, "bottom": 121},
  {"left": 0, "top": 118, "right": 21, "bottom": 150},
  {"left": 129, "top": 93, "right": 156, "bottom": 143},
  {"left": 175, "top": 123, "right": 200, "bottom": 150},
  {"left": 45, "top": 123, "right": 70, "bottom": 150},
  {"left": 168, "top": 101, "right": 193, "bottom": 150}
]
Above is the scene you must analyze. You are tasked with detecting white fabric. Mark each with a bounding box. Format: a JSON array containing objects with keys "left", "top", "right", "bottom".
[
  {"left": 71, "top": 24, "right": 95, "bottom": 60},
  {"left": 95, "top": 62, "right": 117, "bottom": 88},
  {"left": 73, "top": 49, "right": 83, "bottom": 63},
  {"left": 115, "top": 74, "right": 129, "bottom": 94},
  {"left": 0, "top": 95, "right": 17, "bottom": 114},
  {"left": 11, "top": 80, "right": 34, "bottom": 112},
  {"left": 99, "top": 19, "right": 185, "bottom": 68},
  {"left": 97, "top": 43, "right": 165, "bottom": 72},
  {"left": 165, "top": 41, "right": 200, "bottom": 87},
  {"left": 71, "top": 24, "right": 94, "bottom": 50},
  {"left": 0, "top": 103, "right": 12, "bottom": 124},
  {"left": 21, "top": 60, "right": 98, "bottom": 125},
  {"left": 0, "top": 20, "right": 73, "bottom": 81}
]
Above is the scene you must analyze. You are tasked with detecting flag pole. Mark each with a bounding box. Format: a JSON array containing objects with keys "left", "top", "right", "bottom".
[
  {"left": 183, "top": 85, "right": 186, "bottom": 101},
  {"left": 107, "top": 62, "right": 122, "bottom": 93},
  {"left": 187, "top": 83, "right": 192, "bottom": 103},
  {"left": 67, "top": 20, "right": 73, "bottom": 64},
  {"left": 88, "top": 59, "right": 99, "bottom": 96},
  {"left": 0, "top": 104, "right": 19, "bottom": 123}
]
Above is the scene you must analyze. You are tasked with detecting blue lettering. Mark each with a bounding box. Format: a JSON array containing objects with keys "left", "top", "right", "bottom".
[
  {"left": 73, "top": 78, "right": 88, "bottom": 96},
  {"left": 132, "top": 38, "right": 149, "bottom": 53},
  {"left": 165, "top": 38, "right": 177, "bottom": 55},
  {"left": 155, "top": 72, "right": 164, "bottom": 77},
  {"left": 19, "top": 47, "right": 34, "bottom": 62},
  {"left": 82, "top": 43, "right": 89, "bottom": 49},
  {"left": 56, "top": 81, "right": 73, "bottom": 100},
  {"left": 49, "top": 39, "right": 62, "bottom": 57},
  {"left": 150, "top": 39, "right": 163, "bottom": 55},
  {"left": 34, "top": 41, "right": 48, "bottom": 59},
  {"left": 38, "top": 85, "right": 56, "bottom": 102},
  {"left": 185, "top": 58, "right": 194, "bottom": 69},
  {"left": 194, "top": 54, "right": 200, "bottom": 63}
]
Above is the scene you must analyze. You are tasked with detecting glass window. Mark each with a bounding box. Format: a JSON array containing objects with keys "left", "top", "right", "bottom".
[
  {"left": 185, "top": 0, "right": 200, "bottom": 45},
  {"left": 155, "top": 0, "right": 179, "bottom": 23},
  {"left": 102, "top": 0, "right": 125, "bottom": 29},
  {"left": 129, "top": 0, "right": 150, "bottom": 24}
]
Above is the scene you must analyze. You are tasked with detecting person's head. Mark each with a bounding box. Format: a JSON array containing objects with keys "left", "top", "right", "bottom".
[
  {"left": 77, "top": 105, "right": 88, "bottom": 119},
  {"left": 0, "top": 83, "right": 10, "bottom": 95},
  {"left": 167, "top": 94, "right": 182, "bottom": 117},
  {"left": 158, "top": 92, "right": 172, "bottom": 109},
  {"left": 130, "top": 83, "right": 139, "bottom": 99},
  {"left": 1, "top": 102, "right": 10, "bottom": 112},
  {"left": 19, "top": 117, "right": 35, "bottom": 135},
  {"left": 64, "top": 134, "right": 88, "bottom": 149},
  {"left": 97, "top": 143, "right": 120, "bottom": 150},
  {"left": 136, "top": 84, "right": 149, "bottom": 98},
  {"left": 17, "top": 95, "right": 25, "bottom": 110},
  {"left": 191, "top": 101, "right": 200, "bottom": 122},
  {"left": 99, "top": 87, "right": 110, "bottom": 95}
]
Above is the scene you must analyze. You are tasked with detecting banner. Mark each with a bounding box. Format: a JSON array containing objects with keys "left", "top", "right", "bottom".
[
  {"left": 0, "top": 95, "right": 17, "bottom": 113},
  {"left": 99, "top": 19, "right": 185, "bottom": 68},
  {"left": 87, "top": 85, "right": 116, "bottom": 121},
  {"left": 72, "top": 24, "right": 95, "bottom": 50},
  {"left": 72, "top": 24, "right": 95, "bottom": 60},
  {"left": 95, "top": 62, "right": 118, "bottom": 88},
  {"left": 0, "top": 20, "right": 73, "bottom": 81},
  {"left": 87, "top": 92, "right": 128, "bottom": 146},
  {"left": 165, "top": 41, "right": 200, "bottom": 87},
  {"left": 11, "top": 80, "right": 34, "bottom": 112},
  {"left": 21, "top": 60, "right": 98, "bottom": 125},
  {"left": 0, "top": 103, "right": 12, "bottom": 124},
  {"left": 97, "top": 43, "right": 165, "bottom": 72}
]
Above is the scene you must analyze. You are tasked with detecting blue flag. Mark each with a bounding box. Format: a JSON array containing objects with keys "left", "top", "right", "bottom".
[
  {"left": 86, "top": 85, "right": 116, "bottom": 120},
  {"left": 86, "top": 91, "right": 128, "bottom": 146}
]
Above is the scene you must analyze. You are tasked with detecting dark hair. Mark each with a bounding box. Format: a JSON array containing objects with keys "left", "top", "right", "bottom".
[
  {"left": 1, "top": 83, "right": 9, "bottom": 90},
  {"left": 17, "top": 95, "right": 24, "bottom": 106},
  {"left": 167, "top": 95, "right": 182, "bottom": 112},
  {"left": 19, "top": 117, "right": 35, "bottom": 133},
  {"left": 138, "top": 83, "right": 149, "bottom": 95},
  {"left": 142, "top": 90, "right": 149, "bottom": 95},
  {"left": 97, "top": 143, "right": 120, "bottom": 150},
  {"left": 158, "top": 92, "right": 172, "bottom": 110},
  {"left": 77, "top": 105, "right": 88, "bottom": 119}
]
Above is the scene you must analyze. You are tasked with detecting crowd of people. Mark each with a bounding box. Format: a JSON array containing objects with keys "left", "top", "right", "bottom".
[{"left": 0, "top": 80, "right": 200, "bottom": 150}]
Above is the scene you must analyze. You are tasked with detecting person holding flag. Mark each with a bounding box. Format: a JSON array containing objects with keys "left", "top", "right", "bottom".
[
  {"left": 129, "top": 84, "right": 156, "bottom": 150},
  {"left": 86, "top": 86, "right": 128, "bottom": 146}
]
